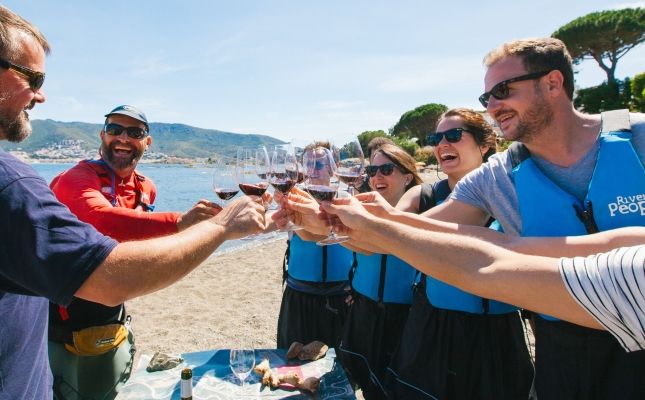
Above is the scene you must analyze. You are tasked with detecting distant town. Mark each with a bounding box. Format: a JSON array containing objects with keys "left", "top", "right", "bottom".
[{"left": 10, "top": 139, "right": 201, "bottom": 164}]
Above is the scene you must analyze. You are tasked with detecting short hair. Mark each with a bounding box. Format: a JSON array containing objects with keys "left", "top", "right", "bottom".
[
  {"left": 440, "top": 108, "right": 497, "bottom": 161},
  {"left": 367, "top": 136, "right": 395, "bottom": 157},
  {"left": 0, "top": 6, "right": 50, "bottom": 61},
  {"left": 303, "top": 140, "right": 331, "bottom": 152},
  {"left": 483, "top": 38, "right": 574, "bottom": 100},
  {"left": 370, "top": 143, "right": 422, "bottom": 191}
]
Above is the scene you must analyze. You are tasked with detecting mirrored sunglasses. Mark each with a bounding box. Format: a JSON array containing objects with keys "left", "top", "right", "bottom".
[
  {"left": 478, "top": 70, "right": 551, "bottom": 108},
  {"left": 104, "top": 123, "right": 148, "bottom": 140},
  {"left": 365, "top": 163, "right": 397, "bottom": 177},
  {"left": 0, "top": 58, "right": 45, "bottom": 91},
  {"left": 427, "top": 128, "right": 466, "bottom": 146}
]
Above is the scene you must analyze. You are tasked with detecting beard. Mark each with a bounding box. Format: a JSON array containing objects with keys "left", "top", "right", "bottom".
[
  {"left": 0, "top": 90, "right": 33, "bottom": 143},
  {"left": 100, "top": 141, "right": 144, "bottom": 171},
  {"left": 512, "top": 87, "right": 554, "bottom": 143}
]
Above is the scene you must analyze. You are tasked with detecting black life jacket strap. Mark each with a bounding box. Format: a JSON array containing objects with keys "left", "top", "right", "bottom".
[
  {"left": 282, "top": 239, "right": 290, "bottom": 285},
  {"left": 321, "top": 245, "right": 328, "bottom": 283},
  {"left": 508, "top": 141, "right": 531, "bottom": 170},
  {"left": 377, "top": 254, "right": 387, "bottom": 305}
]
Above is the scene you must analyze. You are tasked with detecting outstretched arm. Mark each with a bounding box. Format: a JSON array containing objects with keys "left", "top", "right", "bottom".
[{"left": 76, "top": 196, "right": 266, "bottom": 306}]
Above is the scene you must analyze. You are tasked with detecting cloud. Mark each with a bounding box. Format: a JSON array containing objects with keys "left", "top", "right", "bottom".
[{"left": 130, "top": 52, "right": 195, "bottom": 77}]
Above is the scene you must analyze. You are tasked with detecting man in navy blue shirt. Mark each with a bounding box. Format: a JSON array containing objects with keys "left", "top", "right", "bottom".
[{"left": 0, "top": 6, "right": 266, "bottom": 399}]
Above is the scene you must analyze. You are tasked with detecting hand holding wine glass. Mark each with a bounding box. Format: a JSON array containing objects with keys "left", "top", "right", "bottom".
[
  {"left": 270, "top": 144, "right": 302, "bottom": 231},
  {"left": 303, "top": 146, "right": 350, "bottom": 246}
]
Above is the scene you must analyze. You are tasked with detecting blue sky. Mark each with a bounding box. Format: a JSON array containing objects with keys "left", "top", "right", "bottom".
[{"left": 6, "top": 1, "right": 645, "bottom": 147}]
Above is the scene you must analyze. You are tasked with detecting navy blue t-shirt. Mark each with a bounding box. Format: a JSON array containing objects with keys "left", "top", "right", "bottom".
[{"left": 0, "top": 149, "right": 117, "bottom": 399}]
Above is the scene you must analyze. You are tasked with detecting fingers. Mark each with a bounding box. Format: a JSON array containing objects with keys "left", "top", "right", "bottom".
[{"left": 354, "top": 192, "right": 378, "bottom": 203}]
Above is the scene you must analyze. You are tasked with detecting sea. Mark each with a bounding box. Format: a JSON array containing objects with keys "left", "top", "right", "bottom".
[{"left": 32, "top": 162, "right": 286, "bottom": 255}]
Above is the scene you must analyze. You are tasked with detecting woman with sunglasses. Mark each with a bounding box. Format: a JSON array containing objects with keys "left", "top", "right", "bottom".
[
  {"left": 384, "top": 108, "right": 533, "bottom": 399},
  {"left": 336, "top": 143, "right": 423, "bottom": 400},
  {"left": 276, "top": 141, "right": 355, "bottom": 350}
]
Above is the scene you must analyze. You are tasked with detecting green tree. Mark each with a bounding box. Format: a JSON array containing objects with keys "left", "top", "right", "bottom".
[
  {"left": 357, "top": 130, "right": 389, "bottom": 155},
  {"left": 392, "top": 136, "right": 419, "bottom": 157},
  {"left": 574, "top": 78, "right": 633, "bottom": 113},
  {"left": 552, "top": 8, "right": 645, "bottom": 95},
  {"left": 391, "top": 103, "right": 448, "bottom": 146},
  {"left": 632, "top": 71, "right": 645, "bottom": 111}
]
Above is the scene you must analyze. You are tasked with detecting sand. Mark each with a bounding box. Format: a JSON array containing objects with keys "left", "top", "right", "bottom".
[{"left": 125, "top": 236, "right": 288, "bottom": 365}]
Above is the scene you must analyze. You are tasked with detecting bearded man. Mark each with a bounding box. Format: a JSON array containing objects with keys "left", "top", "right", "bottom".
[{"left": 47, "top": 105, "right": 218, "bottom": 399}]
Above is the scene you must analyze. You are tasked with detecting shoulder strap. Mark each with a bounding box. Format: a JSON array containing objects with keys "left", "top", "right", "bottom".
[
  {"left": 432, "top": 179, "right": 451, "bottom": 203},
  {"left": 282, "top": 239, "right": 290, "bottom": 285},
  {"left": 601, "top": 109, "right": 631, "bottom": 134},
  {"left": 508, "top": 141, "right": 531, "bottom": 169},
  {"left": 321, "top": 246, "right": 328, "bottom": 283},
  {"left": 418, "top": 183, "right": 436, "bottom": 213},
  {"left": 377, "top": 254, "right": 387, "bottom": 305}
]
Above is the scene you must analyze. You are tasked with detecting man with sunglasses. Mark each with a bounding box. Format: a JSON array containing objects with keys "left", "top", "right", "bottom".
[
  {"left": 47, "top": 105, "right": 221, "bottom": 399},
  {"left": 0, "top": 7, "right": 266, "bottom": 399},
  {"left": 354, "top": 38, "right": 645, "bottom": 399}
]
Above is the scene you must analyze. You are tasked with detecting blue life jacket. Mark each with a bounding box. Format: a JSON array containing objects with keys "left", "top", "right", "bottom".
[
  {"left": 287, "top": 234, "right": 353, "bottom": 283},
  {"left": 511, "top": 110, "right": 645, "bottom": 320},
  {"left": 419, "top": 180, "right": 519, "bottom": 314},
  {"left": 352, "top": 253, "right": 417, "bottom": 304}
]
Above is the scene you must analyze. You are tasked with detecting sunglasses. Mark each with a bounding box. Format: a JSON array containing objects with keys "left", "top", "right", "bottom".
[
  {"left": 104, "top": 123, "right": 149, "bottom": 140},
  {"left": 427, "top": 128, "right": 467, "bottom": 146},
  {"left": 478, "top": 70, "right": 551, "bottom": 108},
  {"left": 365, "top": 163, "right": 399, "bottom": 177},
  {"left": 0, "top": 58, "right": 45, "bottom": 91}
]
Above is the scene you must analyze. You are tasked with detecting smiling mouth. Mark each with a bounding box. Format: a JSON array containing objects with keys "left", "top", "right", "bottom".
[{"left": 440, "top": 152, "right": 458, "bottom": 162}]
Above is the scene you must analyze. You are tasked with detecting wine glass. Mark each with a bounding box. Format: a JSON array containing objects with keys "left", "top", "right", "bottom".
[
  {"left": 335, "top": 139, "right": 365, "bottom": 195},
  {"left": 229, "top": 343, "right": 255, "bottom": 387},
  {"left": 236, "top": 146, "right": 270, "bottom": 239},
  {"left": 270, "top": 144, "right": 303, "bottom": 231},
  {"left": 303, "top": 146, "right": 350, "bottom": 246},
  {"left": 212, "top": 157, "right": 239, "bottom": 207}
]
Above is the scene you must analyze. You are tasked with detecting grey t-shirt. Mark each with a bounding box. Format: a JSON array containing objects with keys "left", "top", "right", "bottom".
[{"left": 451, "top": 113, "right": 645, "bottom": 236}]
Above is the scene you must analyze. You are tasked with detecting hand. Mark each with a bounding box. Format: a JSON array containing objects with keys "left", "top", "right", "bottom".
[
  {"left": 213, "top": 196, "right": 266, "bottom": 240},
  {"left": 320, "top": 196, "right": 378, "bottom": 239},
  {"left": 353, "top": 191, "right": 396, "bottom": 218},
  {"left": 277, "top": 187, "right": 330, "bottom": 235},
  {"left": 177, "top": 199, "right": 222, "bottom": 231}
]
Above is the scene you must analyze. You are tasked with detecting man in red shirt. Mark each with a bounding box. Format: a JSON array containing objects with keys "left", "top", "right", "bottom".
[{"left": 48, "top": 105, "right": 219, "bottom": 399}]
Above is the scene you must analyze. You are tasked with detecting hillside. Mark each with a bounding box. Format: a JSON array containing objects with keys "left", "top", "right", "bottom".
[{"left": 2, "top": 119, "right": 286, "bottom": 159}]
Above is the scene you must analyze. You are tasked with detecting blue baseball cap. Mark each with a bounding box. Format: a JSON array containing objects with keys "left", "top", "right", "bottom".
[{"left": 105, "top": 105, "right": 148, "bottom": 129}]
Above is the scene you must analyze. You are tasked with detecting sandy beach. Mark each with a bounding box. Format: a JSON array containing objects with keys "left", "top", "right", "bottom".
[
  {"left": 125, "top": 169, "right": 448, "bottom": 364},
  {"left": 125, "top": 236, "right": 289, "bottom": 364}
]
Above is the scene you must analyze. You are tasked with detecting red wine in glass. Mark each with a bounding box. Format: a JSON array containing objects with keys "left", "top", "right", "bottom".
[
  {"left": 214, "top": 188, "right": 239, "bottom": 201},
  {"left": 306, "top": 184, "right": 336, "bottom": 202},
  {"left": 238, "top": 182, "right": 268, "bottom": 196}
]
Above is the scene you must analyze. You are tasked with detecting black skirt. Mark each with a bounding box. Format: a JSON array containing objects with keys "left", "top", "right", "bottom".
[
  {"left": 337, "top": 292, "right": 411, "bottom": 400},
  {"left": 533, "top": 316, "right": 645, "bottom": 400},
  {"left": 276, "top": 285, "right": 350, "bottom": 349},
  {"left": 385, "top": 286, "right": 534, "bottom": 400}
]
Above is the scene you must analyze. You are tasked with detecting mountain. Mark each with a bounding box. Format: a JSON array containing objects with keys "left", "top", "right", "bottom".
[{"left": 2, "top": 119, "right": 286, "bottom": 159}]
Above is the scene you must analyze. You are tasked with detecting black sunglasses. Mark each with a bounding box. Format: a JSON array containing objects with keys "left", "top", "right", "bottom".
[
  {"left": 478, "top": 70, "right": 551, "bottom": 108},
  {"left": 0, "top": 58, "right": 45, "bottom": 91},
  {"left": 365, "top": 163, "right": 398, "bottom": 177},
  {"left": 427, "top": 128, "right": 467, "bottom": 146},
  {"left": 104, "top": 123, "right": 149, "bottom": 140}
]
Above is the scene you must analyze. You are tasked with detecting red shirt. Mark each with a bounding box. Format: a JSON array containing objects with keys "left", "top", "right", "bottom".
[{"left": 50, "top": 160, "right": 180, "bottom": 241}]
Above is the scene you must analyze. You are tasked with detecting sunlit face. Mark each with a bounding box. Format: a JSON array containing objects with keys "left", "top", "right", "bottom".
[
  {"left": 368, "top": 152, "right": 411, "bottom": 206},
  {"left": 99, "top": 114, "right": 151, "bottom": 173},
  {"left": 306, "top": 148, "right": 333, "bottom": 186},
  {"left": 0, "top": 35, "right": 47, "bottom": 143},
  {"left": 433, "top": 116, "right": 488, "bottom": 180},
  {"left": 484, "top": 56, "right": 553, "bottom": 143}
]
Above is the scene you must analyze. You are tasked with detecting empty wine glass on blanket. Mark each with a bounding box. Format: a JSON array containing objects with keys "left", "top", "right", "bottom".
[{"left": 229, "top": 343, "right": 256, "bottom": 387}]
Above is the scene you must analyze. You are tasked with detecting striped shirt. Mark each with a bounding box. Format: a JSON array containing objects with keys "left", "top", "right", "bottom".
[{"left": 559, "top": 245, "right": 645, "bottom": 352}]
